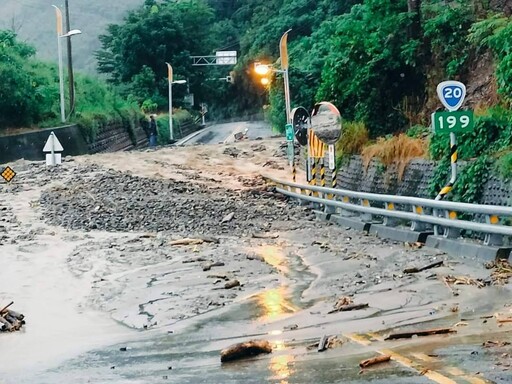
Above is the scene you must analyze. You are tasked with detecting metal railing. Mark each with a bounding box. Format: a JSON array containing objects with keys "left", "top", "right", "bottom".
[{"left": 265, "top": 176, "right": 512, "bottom": 247}]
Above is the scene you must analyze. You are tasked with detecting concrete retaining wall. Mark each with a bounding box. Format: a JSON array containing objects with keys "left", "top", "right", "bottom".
[{"left": 0, "top": 122, "right": 148, "bottom": 164}]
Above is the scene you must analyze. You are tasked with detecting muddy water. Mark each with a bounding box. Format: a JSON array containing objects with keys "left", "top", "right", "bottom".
[{"left": 4, "top": 239, "right": 416, "bottom": 384}]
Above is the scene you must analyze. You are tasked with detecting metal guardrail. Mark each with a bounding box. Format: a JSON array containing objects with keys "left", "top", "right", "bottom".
[{"left": 266, "top": 177, "right": 512, "bottom": 247}]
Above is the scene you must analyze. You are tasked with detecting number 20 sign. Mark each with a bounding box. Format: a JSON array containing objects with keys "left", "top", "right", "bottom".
[{"left": 437, "top": 81, "right": 466, "bottom": 111}]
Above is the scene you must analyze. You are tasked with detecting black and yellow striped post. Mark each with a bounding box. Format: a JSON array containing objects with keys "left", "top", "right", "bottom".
[
  {"left": 292, "top": 160, "right": 296, "bottom": 183},
  {"left": 310, "top": 158, "right": 317, "bottom": 196},
  {"left": 320, "top": 159, "right": 326, "bottom": 198},
  {"left": 434, "top": 132, "right": 457, "bottom": 236},
  {"left": 435, "top": 132, "right": 457, "bottom": 201}
]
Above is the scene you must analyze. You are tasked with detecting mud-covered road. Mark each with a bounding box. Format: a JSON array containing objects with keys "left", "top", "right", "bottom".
[{"left": 0, "top": 136, "right": 510, "bottom": 383}]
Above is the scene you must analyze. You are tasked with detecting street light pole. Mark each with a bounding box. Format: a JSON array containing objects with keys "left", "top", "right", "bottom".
[
  {"left": 52, "top": 5, "right": 65, "bottom": 123},
  {"left": 165, "top": 62, "right": 174, "bottom": 141},
  {"left": 64, "top": 0, "right": 75, "bottom": 117},
  {"left": 280, "top": 29, "right": 292, "bottom": 124}
]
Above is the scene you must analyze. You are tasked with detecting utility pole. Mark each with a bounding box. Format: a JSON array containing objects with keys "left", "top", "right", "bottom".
[{"left": 65, "top": 0, "right": 75, "bottom": 117}]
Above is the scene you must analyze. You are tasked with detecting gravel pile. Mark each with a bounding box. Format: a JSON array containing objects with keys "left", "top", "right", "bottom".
[{"left": 40, "top": 167, "right": 311, "bottom": 235}]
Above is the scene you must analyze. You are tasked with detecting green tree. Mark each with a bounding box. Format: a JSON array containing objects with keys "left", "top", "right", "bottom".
[{"left": 0, "top": 30, "right": 59, "bottom": 128}]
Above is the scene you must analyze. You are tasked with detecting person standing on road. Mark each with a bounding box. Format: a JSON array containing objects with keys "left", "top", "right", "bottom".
[{"left": 148, "top": 115, "right": 158, "bottom": 148}]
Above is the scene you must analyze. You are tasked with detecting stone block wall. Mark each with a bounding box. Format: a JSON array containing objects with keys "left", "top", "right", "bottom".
[{"left": 299, "top": 147, "right": 511, "bottom": 206}]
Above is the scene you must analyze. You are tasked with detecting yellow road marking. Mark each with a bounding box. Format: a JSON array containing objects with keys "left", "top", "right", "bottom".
[
  {"left": 366, "top": 332, "right": 383, "bottom": 342},
  {"left": 378, "top": 349, "right": 457, "bottom": 384},
  {"left": 345, "top": 333, "right": 371, "bottom": 346},
  {"left": 411, "top": 352, "right": 438, "bottom": 362},
  {"left": 460, "top": 376, "right": 488, "bottom": 384},
  {"left": 445, "top": 367, "right": 490, "bottom": 383},
  {"left": 345, "top": 334, "right": 489, "bottom": 384}
]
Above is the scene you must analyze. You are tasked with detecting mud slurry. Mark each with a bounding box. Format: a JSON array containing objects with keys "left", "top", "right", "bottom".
[{"left": 1, "top": 147, "right": 511, "bottom": 384}]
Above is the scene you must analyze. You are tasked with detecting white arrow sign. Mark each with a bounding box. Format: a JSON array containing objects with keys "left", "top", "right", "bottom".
[
  {"left": 43, "top": 131, "right": 64, "bottom": 166},
  {"left": 43, "top": 132, "right": 64, "bottom": 152}
]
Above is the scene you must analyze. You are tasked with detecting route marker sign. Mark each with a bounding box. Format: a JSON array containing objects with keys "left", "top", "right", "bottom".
[
  {"left": 432, "top": 110, "right": 475, "bottom": 134},
  {"left": 436, "top": 81, "right": 466, "bottom": 111}
]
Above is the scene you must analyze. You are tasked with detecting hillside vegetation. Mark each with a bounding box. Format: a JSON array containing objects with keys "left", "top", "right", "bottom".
[
  {"left": 0, "top": 0, "right": 141, "bottom": 74},
  {"left": 1, "top": 0, "right": 512, "bottom": 203}
]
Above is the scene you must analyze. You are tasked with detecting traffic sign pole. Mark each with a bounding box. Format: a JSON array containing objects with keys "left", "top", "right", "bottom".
[{"left": 433, "top": 80, "right": 467, "bottom": 234}]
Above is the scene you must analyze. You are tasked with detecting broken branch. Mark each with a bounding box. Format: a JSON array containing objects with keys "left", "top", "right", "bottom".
[{"left": 359, "top": 355, "right": 391, "bottom": 368}]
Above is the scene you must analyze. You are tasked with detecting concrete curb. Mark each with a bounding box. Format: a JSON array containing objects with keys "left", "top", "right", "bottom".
[{"left": 314, "top": 210, "right": 510, "bottom": 260}]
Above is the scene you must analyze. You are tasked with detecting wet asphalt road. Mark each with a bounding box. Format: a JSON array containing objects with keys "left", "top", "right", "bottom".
[{"left": 180, "top": 121, "right": 275, "bottom": 145}]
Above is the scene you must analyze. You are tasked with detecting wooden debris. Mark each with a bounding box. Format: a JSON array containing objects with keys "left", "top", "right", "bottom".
[
  {"left": 333, "top": 296, "right": 353, "bottom": 310},
  {"left": 443, "top": 275, "right": 485, "bottom": 288},
  {"left": 252, "top": 232, "right": 279, "bottom": 239},
  {"left": 171, "top": 237, "right": 219, "bottom": 246},
  {"left": 495, "top": 314, "right": 512, "bottom": 323},
  {"left": 308, "top": 335, "right": 343, "bottom": 351},
  {"left": 182, "top": 257, "right": 207, "bottom": 264},
  {"left": 0, "top": 302, "right": 25, "bottom": 333},
  {"left": 318, "top": 335, "right": 329, "bottom": 352},
  {"left": 404, "top": 260, "right": 443, "bottom": 274},
  {"left": 359, "top": 354, "right": 391, "bottom": 368},
  {"left": 0, "top": 301, "right": 14, "bottom": 313},
  {"left": 483, "top": 340, "right": 511, "bottom": 348},
  {"left": 328, "top": 303, "right": 369, "bottom": 314},
  {"left": 224, "top": 280, "right": 240, "bottom": 289},
  {"left": 171, "top": 238, "right": 205, "bottom": 246},
  {"left": 207, "top": 274, "right": 229, "bottom": 280},
  {"left": 202, "top": 261, "right": 225, "bottom": 271},
  {"left": 220, "top": 340, "right": 272, "bottom": 362},
  {"left": 486, "top": 259, "right": 512, "bottom": 285},
  {"left": 405, "top": 242, "right": 424, "bottom": 249},
  {"left": 384, "top": 327, "right": 456, "bottom": 340},
  {"left": 453, "top": 321, "right": 468, "bottom": 327}
]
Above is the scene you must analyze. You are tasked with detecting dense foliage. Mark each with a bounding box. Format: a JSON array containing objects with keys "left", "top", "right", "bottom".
[
  {"left": 0, "top": 30, "right": 59, "bottom": 127},
  {"left": 2, "top": 0, "right": 512, "bottom": 201}
]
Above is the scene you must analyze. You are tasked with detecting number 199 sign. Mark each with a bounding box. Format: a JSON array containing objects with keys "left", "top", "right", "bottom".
[{"left": 432, "top": 81, "right": 475, "bottom": 134}]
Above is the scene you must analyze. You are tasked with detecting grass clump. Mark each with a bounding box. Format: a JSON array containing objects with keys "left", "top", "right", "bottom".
[{"left": 361, "top": 134, "right": 427, "bottom": 180}]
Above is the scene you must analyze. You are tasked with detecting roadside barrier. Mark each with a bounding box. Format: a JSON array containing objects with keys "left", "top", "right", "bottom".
[{"left": 265, "top": 176, "right": 512, "bottom": 252}]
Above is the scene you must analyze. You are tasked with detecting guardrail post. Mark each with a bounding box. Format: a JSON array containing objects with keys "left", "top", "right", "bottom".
[
  {"left": 338, "top": 196, "right": 353, "bottom": 217},
  {"left": 383, "top": 202, "right": 397, "bottom": 227},
  {"left": 443, "top": 210, "right": 460, "bottom": 239},
  {"left": 484, "top": 215, "right": 504, "bottom": 246},
  {"left": 411, "top": 205, "right": 426, "bottom": 231},
  {"left": 360, "top": 199, "right": 372, "bottom": 222}
]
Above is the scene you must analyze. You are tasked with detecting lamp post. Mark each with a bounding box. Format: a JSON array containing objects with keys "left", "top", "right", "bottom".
[
  {"left": 52, "top": 5, "right": 81, "bottom": 123},
  {"left": 254, "top": 30, "right": 292, "bottom": 123},
  {"left": 165, "top": 62, "right": 186, "bottom": 142}
]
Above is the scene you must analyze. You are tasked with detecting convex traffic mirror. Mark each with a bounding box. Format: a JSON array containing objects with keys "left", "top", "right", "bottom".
[
  {"left": 291, "top": 106, "right": 310, "bottom": 146},
  {"left": 310, "top": 102, "right": 341, "bottom": 144}
]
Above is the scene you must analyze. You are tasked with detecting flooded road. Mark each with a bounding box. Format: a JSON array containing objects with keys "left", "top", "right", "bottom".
[{"left": 1, "top": 140, "right": 511, "bottom": 383}]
